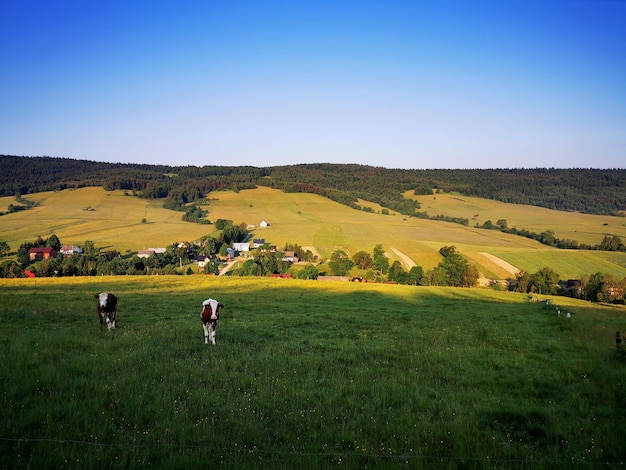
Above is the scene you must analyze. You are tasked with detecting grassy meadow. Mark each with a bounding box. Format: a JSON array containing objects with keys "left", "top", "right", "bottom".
[
  {"left": 1, "top": 276, "right": 625, "bottom": 468},
  {"left": 409, "top": 191, "right": 626, "bottom": 248},
  {"left": 0, "top": 188, "right": 213, "bottom": 254},
  {"left": 2, "top": 186, "right": 626, "bottom": 279}
]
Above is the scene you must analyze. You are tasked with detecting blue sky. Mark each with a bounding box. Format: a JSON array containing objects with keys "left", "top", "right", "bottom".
[{"left": 1, "top": 0, "right": 624, "bottom": 169}]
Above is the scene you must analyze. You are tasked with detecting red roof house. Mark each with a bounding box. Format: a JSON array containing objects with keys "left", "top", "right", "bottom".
[{"left": 28, "top": 247, "right": 57, "bottom": 261}]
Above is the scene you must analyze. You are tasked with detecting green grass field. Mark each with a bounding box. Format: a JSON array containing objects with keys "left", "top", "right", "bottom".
[
  {"left": 0, "top": 276, "right": 624, "bottom": 468},
  {"left": 1, "top": 186, "right": 626, "bottom": 280}
]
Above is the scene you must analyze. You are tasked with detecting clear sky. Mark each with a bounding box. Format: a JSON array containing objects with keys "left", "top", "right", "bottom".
[{"left": 1, "top": 0, "right": 624, "bottom": 169}]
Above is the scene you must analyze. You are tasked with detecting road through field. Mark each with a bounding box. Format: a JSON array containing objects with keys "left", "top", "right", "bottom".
[{"left": 390, "top": 247, "right": 416, "bottom": 268}]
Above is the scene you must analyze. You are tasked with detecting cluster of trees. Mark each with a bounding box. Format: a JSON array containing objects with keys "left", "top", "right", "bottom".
[
  {"left": 582, "top": 272, "right": 626, "bottom": 303},
  {"left": 224, "top": 242, "right": 478, "bottom": 287},
  {"left": 230, "top": 242, "right": 316, "bottom": 278},
  {"left": 515, "top": 267, "right": 562, "bottom": 295},
  {"left": 282, "top": 244, "right": 476, "bottom": 287},
  {"left": 424, "top": 246, "right": 480, "bottom": 287},
  {"left": 3, "top": 157, "right": 625, "bottom": 219},
  {"left": 514, "top": 267, "right": 626, "bottom": 304}
]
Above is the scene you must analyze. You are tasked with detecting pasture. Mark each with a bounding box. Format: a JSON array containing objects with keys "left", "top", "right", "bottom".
[{"left": 1, "top": 276, "right": 624, "bottom": 468}]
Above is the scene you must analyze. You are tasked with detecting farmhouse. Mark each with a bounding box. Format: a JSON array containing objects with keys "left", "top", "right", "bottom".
[
  {"left": 136, "top": 248, "right": 165, "bottom": 258},
  {"left": 252, "top": 238, "right": 266, "bottom": 248},
  {"left": 137, "top": 249, "right": 156, "bottom": 258},
  {"left": 233, "top": 242, "right": 249, "bottom": 252},
  {"left": 566, "top": 279, "right": 582, "bottom": 297},
  {"left": 194, "top": 256, "right": 211, "bottom": 268},
  {"left": 60, "top": 245, "right": 82, "bottom": 256},
  {"left": 28, "top": 247, "right": 57, "bottom": 261},
  {"left": 282, "top": 251, "right": 299, "bottom": 263}
]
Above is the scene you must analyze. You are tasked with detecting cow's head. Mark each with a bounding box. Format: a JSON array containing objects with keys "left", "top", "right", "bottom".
[
  {"left": 201, "top": 299, "right": 223, "bottom": 324},
  {"left": 96, "top": 292, "right": 109, "bottom": 309}
]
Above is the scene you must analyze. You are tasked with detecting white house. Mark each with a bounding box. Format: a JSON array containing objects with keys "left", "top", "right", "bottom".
[
  {"left": 194, "top": 256, "right": 211, "bottom": 268},
  {"left": 260, "top": 220, "right": 269, "bottom": 227},
  {"left": 60, "top": 245, "right": 82, "bottom": 256},
  {"left": 233, "top": 242, "right": 250, "bottom": 252}
]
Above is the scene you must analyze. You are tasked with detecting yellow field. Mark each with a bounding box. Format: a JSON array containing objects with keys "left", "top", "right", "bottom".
[
  {"left": 407, "top": 191, "right": 626, "bottom": 246},
  {"left": 0, "top": 188, "right": 215, "bottom": 253},
  {"left": 1, "top": 186, "right": 626, "bottom": 279}
]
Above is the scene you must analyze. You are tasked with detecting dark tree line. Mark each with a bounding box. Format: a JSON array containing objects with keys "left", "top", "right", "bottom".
[{"left": 2, "top": 156, "right": 625, "bottom": 218}]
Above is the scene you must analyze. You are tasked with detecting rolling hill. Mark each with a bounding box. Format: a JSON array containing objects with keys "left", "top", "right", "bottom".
[{"left": 1, "top": 186, "right": 625, "bottom": 280}]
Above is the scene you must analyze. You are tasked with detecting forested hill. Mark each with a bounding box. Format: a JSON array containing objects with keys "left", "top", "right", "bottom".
[{"left": 1, "top": 155, "right": 625, "bottom": 216}]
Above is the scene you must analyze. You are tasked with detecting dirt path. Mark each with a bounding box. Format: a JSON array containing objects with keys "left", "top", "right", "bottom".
[
  {"left": 478, "top": 252, "right": 520, "bottom": 277},
  {"left": 390, "top": 247, "right": 416, "bottom": 268},
  {"left": 219, "top": 259, "right": 238, "bottom": 275}
]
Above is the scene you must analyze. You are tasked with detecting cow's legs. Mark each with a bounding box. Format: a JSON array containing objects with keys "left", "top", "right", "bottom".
[
  {"left": 203, "top": 323, "right": 209, "bottom": 344},
  {"left": 209, "top": 326, "right": 216, "bottom": 345}
]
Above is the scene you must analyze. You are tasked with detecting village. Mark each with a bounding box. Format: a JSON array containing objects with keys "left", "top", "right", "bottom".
[{"left": 20, "top": 219, "right": 310, "bottom": 279}]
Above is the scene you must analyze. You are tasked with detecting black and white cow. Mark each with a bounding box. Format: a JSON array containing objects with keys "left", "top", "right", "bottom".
[
  {"left": 201, "top": 298, "right": 223, "bottom": 345},
  {"left": 95, "top": 292, "right": 117, "bottom": 330}
]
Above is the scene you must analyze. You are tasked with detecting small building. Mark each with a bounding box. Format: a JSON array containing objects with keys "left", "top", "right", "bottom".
[
  {"left": 252, "top": 239, "right": 266, "bottom": 248},
  {"left": 233, "top": 242, "right": 250, "bottom": 252},
  {"left": 226, "top": 247, "right": 235, "bottom": 259},
  {"left": 260, "top": 220, "right": 269, "bottom": 228},
  {"left": 137, "top": 249, "right": 156, "bottom": 259},
  {"left": 60, "top": 245, "right": 82, "bottom": 256},
  {"left": 28, "top": 247, "right": 57, "bottom": 261},
  {"left": 194, "top": 256, "right": 211, "bottom": 268},
  {"left": 282, "top": 251, "right": 299, "bottom": 263},
  {"left": 148, "top": 247, "right": 166, "bottom": 254},
  {"left": 566, "top": 279, "right": 582, "bottom": 297}
]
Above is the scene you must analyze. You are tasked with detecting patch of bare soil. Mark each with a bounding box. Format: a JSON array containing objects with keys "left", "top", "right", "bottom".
[{"left": 390, "top": 248, "right": 416, "bottom": 268}]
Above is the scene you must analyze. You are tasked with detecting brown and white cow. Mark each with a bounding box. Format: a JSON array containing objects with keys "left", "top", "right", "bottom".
[
  {"left": 95, "top": 292, "right": 117, "bottom": 330},
  {"left": 201, "top": 298, "right": 223, "bottom": 345}
]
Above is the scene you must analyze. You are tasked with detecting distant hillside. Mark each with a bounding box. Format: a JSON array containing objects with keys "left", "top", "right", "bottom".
[{"left": 1, "top": 155, "right": 624, "bottom": 215}]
